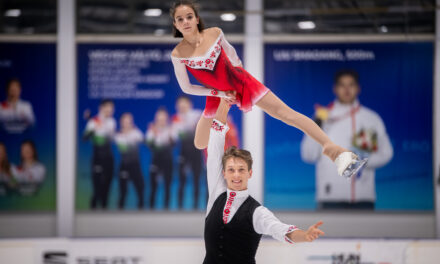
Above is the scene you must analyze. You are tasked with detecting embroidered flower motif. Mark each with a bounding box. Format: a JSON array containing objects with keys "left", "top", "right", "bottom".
[
  {"left": 182, "top": 43, "right": 222, "bottom": 70},
  {"left": 211, "top": 120, "right": 224, "bottom": 131},
  {"left": 230, "top": 192, "right": 236, "bottom": 197},
  {"left": 211, "top": 89, "right": 218, "bottom": 96}
]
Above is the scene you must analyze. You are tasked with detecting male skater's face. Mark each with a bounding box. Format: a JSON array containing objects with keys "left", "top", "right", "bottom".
[
  {"left": 334, "top": 75, "right": 360, "bottom": 104},
  {"left": 223, "top": 158, "right": 252, "bottom": 191}
]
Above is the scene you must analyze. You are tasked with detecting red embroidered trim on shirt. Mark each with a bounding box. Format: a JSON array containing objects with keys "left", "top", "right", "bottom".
[
  {"left": 284, "top": 225, "right": 297, "bottom": 244},
  {"left": 223, "top": 192, "right": 236, "bottom": 224},
  {"left": 211, "top": 89, "right": 219, "bottom": 96},
  {"left": 211, "top": 120, "right": 224, "bottom": 132}
]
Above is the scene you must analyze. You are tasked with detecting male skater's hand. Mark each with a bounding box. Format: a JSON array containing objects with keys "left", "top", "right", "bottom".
[
  {"left": 224, "top": 91, "right": 238, "bottom": 106},
  {"left": 304, "top": 221, "right": 325, "bottom": 242},
  {"left": 288, "top": 221, "right": 325, "bottom": 243}
]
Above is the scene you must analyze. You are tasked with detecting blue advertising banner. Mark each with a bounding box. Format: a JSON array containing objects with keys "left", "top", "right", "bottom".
[
  {"left": 264, "top": 42, "right": 433, "bottom": 211},
  {"left": 77, "top": 43, "right": 243, "bottom": 210},
  {"left": 0, "top": 42, "right": 56, "bottom": 210}
]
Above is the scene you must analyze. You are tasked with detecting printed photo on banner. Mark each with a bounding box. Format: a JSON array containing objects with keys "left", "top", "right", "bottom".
[
  {"left": 76, "top": 43, "right": 242, "bottom": 211},
  {"left": 264, "top": 42, "right": 433, "bottom": 211},
  {"left": 0, "top": 43, "right": 56, "bottom": 211}
]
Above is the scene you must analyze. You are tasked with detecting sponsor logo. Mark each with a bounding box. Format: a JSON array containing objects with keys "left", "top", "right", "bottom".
[{"left": 43, "top": 252, "right": 68, "bottom": 264}]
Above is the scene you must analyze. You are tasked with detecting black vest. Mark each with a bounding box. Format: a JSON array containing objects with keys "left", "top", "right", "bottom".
[{"left": 203, "top": 192, "right": 262, "bottom": 264}]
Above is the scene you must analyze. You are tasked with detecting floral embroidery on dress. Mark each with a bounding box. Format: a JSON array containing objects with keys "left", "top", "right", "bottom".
[{"left": 179, "top": 35, "right": 223, "bottom": 71}]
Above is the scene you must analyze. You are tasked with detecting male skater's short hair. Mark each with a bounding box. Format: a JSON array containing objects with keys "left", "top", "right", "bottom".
[{"left": 222, "top": 146, "right": 253, "bottom": 171}]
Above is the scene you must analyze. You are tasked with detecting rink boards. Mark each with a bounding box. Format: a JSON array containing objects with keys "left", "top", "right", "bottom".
[{"left": 0, "top": 238, "right": 439, "bottom": 264}]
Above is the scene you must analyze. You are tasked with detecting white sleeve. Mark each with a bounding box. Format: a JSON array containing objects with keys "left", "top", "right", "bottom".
[
  {"left": 365, "top": 115, "right": 393, "bottom": 169},
  {"left": 171, "top": 56, "right": 228, "bottom": 98},
  {"left": 206, "top": 119, "right": 229, "bottom": 215},
  {"left": 253, "top": 206, "right": 299, "bottom": 245},
  {"left": 300, "top": 134, "right": 322, "bottom": 163},
  {"left": 219, "top": 30, "right": 242, "bottom": 67}
]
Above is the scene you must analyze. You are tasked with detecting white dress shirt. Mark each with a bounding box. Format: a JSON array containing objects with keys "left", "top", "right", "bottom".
[{"left": 206, "top": 119, "right": 299, "bottom": 244}]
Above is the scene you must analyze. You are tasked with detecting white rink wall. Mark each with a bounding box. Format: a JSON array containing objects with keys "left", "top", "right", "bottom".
[{"left": 0, "top": 238, "right": 439, "bottom": 264}]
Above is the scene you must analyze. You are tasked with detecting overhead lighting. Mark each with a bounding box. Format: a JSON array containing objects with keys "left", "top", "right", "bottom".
[
  {"left": 5, "top": 9, "right": 21, "bottom": 17},
  {"left": 298, "top": 21, "right": 315, "bottom": 30},
  {"left": 144, "top": 9, "right": 162, "bottom": 17},
  {"left": 154, "top": 29, "right": 166, "bottom": 36},
  {"left": 380, "top": 25, "right": 388, "bottom": 33},
  {"left": 220, "top": 13, "right": 236, "bottom": 22}
]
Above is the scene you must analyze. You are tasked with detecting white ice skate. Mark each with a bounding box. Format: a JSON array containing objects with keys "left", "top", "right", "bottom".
[{"left": 335, "top": 152, "right": 368, "bottom": 179}]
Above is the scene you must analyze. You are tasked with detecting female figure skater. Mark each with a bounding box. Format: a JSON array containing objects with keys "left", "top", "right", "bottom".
[{"left": 169, "top": 1, "right": 366, "bottom": 178}]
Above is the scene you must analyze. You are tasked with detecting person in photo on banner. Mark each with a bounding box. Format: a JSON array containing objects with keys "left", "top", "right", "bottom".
[
  {"left": 13, "top": 140, "right": 46, "bottom": 196},
  {"left": 115, "top": 113, "right": 145, "bottom": 210},
  {"left": 169, "top": 0, "right": 366, "bottom": 179},
  {"left": 146, "top": 107, "right": 176, "bottom": 210},
  {"left": 195, "top": 98, "right": 324, "bottom": 264},
  {"left": 83, "top": 99, "right": 116, "bottom": 209},
  {"left": 0, "top": 78, "right": 35, "bottom": 134},
  {"left": 0, "top": 142, "right": 17, "bottom": 196},
  {"left": 172, "top": 96, "right": 203, "bottom": 209},
  {"left": 301, "top": 69, "right": 393, "bottom": 210}
]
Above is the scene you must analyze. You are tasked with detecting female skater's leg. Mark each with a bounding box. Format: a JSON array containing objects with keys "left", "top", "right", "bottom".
[{"left": 256, "top": 91, "right": 346, "bottom": 161}]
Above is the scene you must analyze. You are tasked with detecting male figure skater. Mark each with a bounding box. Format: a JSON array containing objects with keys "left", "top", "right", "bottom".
[{"left": 196, "top": 98, "right": 324, "bottom": 264}]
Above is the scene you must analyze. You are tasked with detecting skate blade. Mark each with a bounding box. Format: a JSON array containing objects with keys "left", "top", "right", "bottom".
[{"left": 342, "top": 158, "right": 368, "bottom": 179}]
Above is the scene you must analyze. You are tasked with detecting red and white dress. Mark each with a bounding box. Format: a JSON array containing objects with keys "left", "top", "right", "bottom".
[{"left": 171, "top": 29, "right": 269, "bottom": 118}]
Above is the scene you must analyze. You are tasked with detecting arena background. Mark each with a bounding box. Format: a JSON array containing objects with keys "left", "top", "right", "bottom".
[{"left": 0, "top": 0, "right": 439, "bottom": 263}]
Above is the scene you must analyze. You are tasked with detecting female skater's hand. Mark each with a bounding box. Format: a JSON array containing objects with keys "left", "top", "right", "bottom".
[
  {"left": 287, "top": 221, "right": 325, "bottom": 243},
  {"left": 224, "top": 90, "right": 238, "bottom": 105}
]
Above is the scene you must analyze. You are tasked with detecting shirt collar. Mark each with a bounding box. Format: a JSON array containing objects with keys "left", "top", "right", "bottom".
[{"left": 227, "top": 188, "right": 249, "bottom": 199}]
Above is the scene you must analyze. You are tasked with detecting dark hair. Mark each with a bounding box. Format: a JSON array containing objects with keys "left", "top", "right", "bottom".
[
  {"left": 21, "top": 140, "right": 38, "bottom": 162},
  {"left": 170, "top": 0, "right": 205, "bottom": 38},
  {"left": 334, "top": 69, "right": 360, "bottom": 85},
  {"left": 0, "top": 142, "right": 11, "bottom": 176},
  {"left": 5, "top": 78, "right": 21, "bottom": 94},
  {"left": 99, "top": 99, "right": 114, "bottom": 107},
  {"left": 222, "top": 146, "right": 253, "bottom": 171}
]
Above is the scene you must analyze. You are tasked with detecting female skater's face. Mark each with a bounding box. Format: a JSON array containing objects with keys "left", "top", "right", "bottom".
[
  {"left": 223, "top": 158, "right": 252, "bottom": 191},
  {"left": 173, "top": 5, "right": 199, "bottom": 35}
]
